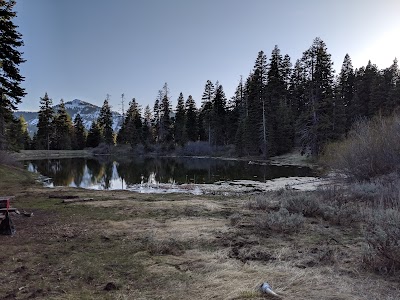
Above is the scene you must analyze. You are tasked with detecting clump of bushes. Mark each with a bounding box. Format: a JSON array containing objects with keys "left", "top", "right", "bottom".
[
  {"left": 282, "top": 192, "right": 322, "bottom": 218},
  {"left": 256, "top": 208, "right": 304, "bottom": 234},
  {"left": 363, "top": 209, "right": 400, "bottom": 275},
  {"left": 323, "top": 115, "right": 400, "bottom": 181},
  {"left": 0, "top": 150, "right": 21, "bottom": 168},
  {"left": 246, "top": 193, "right": 276, "bottom": 211}
]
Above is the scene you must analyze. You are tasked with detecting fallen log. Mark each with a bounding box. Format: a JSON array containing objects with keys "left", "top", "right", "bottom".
[
  {"left": 49, "top": 195, "right": 79, "bottom": 199},
  {"left": 62, "top": 198, "right": 95, "bottom": 203}
]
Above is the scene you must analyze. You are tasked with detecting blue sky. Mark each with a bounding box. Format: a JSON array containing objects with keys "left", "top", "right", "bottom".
[{"left": 14, "top": 0, "right": 400, "bottom": 112}]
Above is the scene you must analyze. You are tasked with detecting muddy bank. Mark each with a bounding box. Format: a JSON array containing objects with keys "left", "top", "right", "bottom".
[{"left": 12, "top": 149, "right": 93, "bottom": 160}]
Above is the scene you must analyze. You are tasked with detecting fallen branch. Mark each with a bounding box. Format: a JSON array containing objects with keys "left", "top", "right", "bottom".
[
  {"left": 62, "top": 198, "right": 95, "bottom": 204},
  {"left": 49, "top": 195, "right": 79, "bottom": 199}
]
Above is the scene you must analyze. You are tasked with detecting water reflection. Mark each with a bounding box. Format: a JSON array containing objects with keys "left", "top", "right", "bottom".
[{"left": 25, "top": 157, "right": 315, "bottom": 191}]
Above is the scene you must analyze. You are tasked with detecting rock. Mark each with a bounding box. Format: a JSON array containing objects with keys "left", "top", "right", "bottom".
[{"left": 104, "top": 282, "right": 118, "bottom": 291}]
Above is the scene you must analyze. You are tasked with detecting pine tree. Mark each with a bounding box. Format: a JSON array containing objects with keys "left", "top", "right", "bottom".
[
  {"left": 124, "top": 98, "right": 142, "bottom": 148},
  {"left": 267, "top": 46, "right": 293, "bottom": 155},
  {"left": 382, "top": 58, "right": 399, "bottom": 114},
  {"left": 153, "top": 94, "right": 161, "bottom": 143},
  {"left": 52, "top": 99, "right": 73, "bottom": 149},
  {"left": 73, "top": 113, "right": 86, "bottom": 150},
  {"left": 98, "top": 96, "right": 114, "bottom": 145},
  {"left": 174, "top": 92, "right": 186, "bottom": 146},
  {"left": 337, "top": 54, "right": 355, "bottom": 134},
  {"left": 7, "top": 115, "right": 29, "bottom": 150},
  {"left": 289, "top": 59, "right": 307, "bottom": 121},
  {"left": 142, "top": 105, "right": 154, "bottom": 147},
  {"left": 200, "top": 80, "right": 215, "bottom": 143},
  {"left": 298, "top": 38, "right": 335, "bottom": 156},
  {"left": 228, "top": 77, "right": 245, "bottom": 145},
  {"left": 245, "top": 51, "right": 267, "bottom": 156},
  {"left": 212, "top": 84, "right": 227, "bottom": 145},
  {"left": 387, "top": 59, "right": 400, "bottom": 111},
  {"left": 185, "top": 95, "right": 198, "bottom": 142},
  {"left": 36, "top": 93, "right": 54, "bottom": 150},
  {"left": 159, "top": 83, "right": 172, "bottom": 143},
  {"left": 353, "top": 61, "right": 378, "bottom": 119},
  {"left": 0, "top": 0, "right": 26, "bottom": 149},
  {"left": 86, "top": 121, "right": 101, "bottom": 148}
]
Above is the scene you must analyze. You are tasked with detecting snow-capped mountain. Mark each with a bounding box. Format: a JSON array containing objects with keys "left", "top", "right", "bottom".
[{"left": 14, "top": 99, "right": 123, "bottom": 136}]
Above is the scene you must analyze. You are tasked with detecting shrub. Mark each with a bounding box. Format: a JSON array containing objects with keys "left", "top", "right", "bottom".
[
  {"left": 177, "top": 141, "right": 212, "bottom": 156},
  {"left": 256, "top": 208, "right": 304, "bottom": 234},
  {"left": 247, "top": 194, "right": 273, "bottom": 211},
  {"left": 92, "top": 142, "right": 112, "bottom": 155},
  {"left": 0, "top": 151, "right": 21, "bottom": 168},
  {"left": 320, "top": 201, "right": 361, "bottom": 226},
  {"left": 323, "top": 115, "right": 400, "bottom": 181},
  {"left": 282, "top": 192, "right": 322, "bottom": 218},
  {"left": 362, "top": 209, "right": 400, "bottom": 275}
]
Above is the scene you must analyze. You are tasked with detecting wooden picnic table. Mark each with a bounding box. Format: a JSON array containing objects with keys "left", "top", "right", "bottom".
[{"left": 0, "top": 196, "right": 17, "bottom": 216}]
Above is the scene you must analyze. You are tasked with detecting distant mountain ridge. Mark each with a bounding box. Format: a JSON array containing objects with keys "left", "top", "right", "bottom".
[{"left": 14, "top": 99, "right": 123, "bottom": 136}]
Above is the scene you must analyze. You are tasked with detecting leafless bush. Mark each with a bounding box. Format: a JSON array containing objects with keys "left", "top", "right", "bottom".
[
  {"left": 247, "top": 194, "right": 273, "bottom": 211},
  {"left": 282, "top": 192, "right": 322, "bottom": 218},
  {"left": 321, "top": 201, "right": 362, "bottom": 226},
  {"left": 256, "top": 208, "right": 304, "bottom": 234},
  {"left": 363, "top": 209, "right": 400, "bottom": 275},
  {"left": 92, "top": 143, "right": 112, "bottom": 155},
  {"left": 323, "top": 115, "right": 400, "bottom": 181}
]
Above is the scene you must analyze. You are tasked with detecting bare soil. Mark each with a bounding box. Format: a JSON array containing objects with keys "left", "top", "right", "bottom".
[{"left": 0, "top": 165, "right": 399, "bottom": 299}]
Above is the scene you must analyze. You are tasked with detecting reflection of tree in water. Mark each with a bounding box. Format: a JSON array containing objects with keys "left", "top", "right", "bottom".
[
  {"left": 101, "top": 161, "right": 114, "bottom": 189},
  {"left": 86, "top": 159, "right": 103, "bottom": 184},
  {"left": 116, "top": 160, "right": 143, "bottom": 186},
  {"left": 28, "top": 157, "right": 315, "bottom": 189},
  {"left": 30, "top": 159, "right": 76, "bottom": 186},
  {"left": 71, "top": 158, "right": 86, "bottom": 187}
]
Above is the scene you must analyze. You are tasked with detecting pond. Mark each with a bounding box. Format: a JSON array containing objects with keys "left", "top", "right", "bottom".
[{"left": 25, "top": 157, "right": 316, "bottom": 193}]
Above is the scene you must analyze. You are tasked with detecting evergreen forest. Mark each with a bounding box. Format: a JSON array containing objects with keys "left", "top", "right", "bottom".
[{"left": 1, "top": 0, "right": 399, "bottom": 157}]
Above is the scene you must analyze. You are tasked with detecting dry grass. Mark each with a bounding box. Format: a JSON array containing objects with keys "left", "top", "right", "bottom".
[{"left": 0, "top": 165, "right": 399, "bottom": 299}]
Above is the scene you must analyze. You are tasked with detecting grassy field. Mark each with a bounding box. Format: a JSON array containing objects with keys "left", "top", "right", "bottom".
[{"left": 0, "top": 165, "right": 399, "bottom": 299}]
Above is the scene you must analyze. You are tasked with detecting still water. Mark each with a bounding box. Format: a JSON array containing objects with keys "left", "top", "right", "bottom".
[{"left": 25, "top": 157, "right": 315, "bottom": 192}]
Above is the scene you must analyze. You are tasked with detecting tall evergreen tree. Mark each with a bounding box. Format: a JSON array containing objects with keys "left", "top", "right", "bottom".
[
  {"left": 72, "top": 113, "right": 86, "bottom": 150},
  {"left": 174, "top": 92, "right": 186, "bottom": 146},
  {"left": 152, "top": 93, "right": 161, "bottom": 143},
  {"left": 98, "top": 96, "right": 114, "bottom": 145},
  {"left": 337, "top": 54, "right": 355, "bottom": 134},
  {"left": 52, "top": 99, "right": 73, "bottom": 149},
  {"left": 159, "top": 83, "right": 173, "bottom": 143},
  {"left": 142, "top": 105, "right": 154, "bottom": 146},
  {"left": 228, "top": 77, "right": 245, "bottom": 145},
  {"left": 185, "top": 95, "right": 198, "bottom": 142},
  {"left": 0, "top": 0, "right": 26, "bottom": 149},
  {"left": 125, "top": 98, "right": 142, "bottom": 148},
  {"left": 7, "top": 115, "right": 29, "bottom": 150},
  {"left": 86, "top": 121, "right": 101, "bottom": 148},
  {"left": 387, "top": 59, "right": 400, "bottom": 111},
  {"left": 211, "top": 84, "right": 227, "bottom": 145},
  {"left": 36, "top": 93, "right": 54, "bottom": 150},
  {"left": 298, "top": 38, "right": 335, "bottom": 156},
  {"left": 245, "top": 51, "right": 267, "bottom": 156},
  {"left": 200, "top": 80, "right": 215, "bottom": 143},
  {"left": 266, "top": 46, "right": 294, "bottom": 155}
]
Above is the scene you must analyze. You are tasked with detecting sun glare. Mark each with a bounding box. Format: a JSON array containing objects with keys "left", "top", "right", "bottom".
[{"left": 355, "top": 26, "right": 400, "bottom": 68}]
